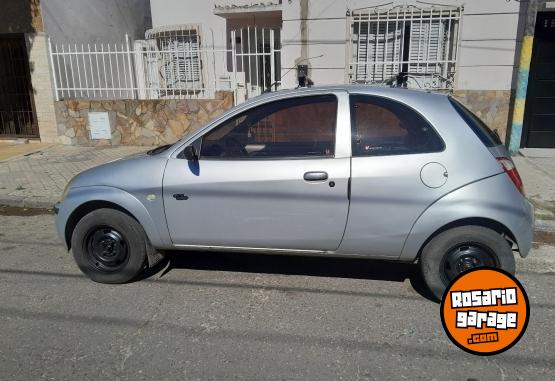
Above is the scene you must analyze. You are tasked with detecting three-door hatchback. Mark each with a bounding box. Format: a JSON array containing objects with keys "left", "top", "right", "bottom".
[{"left": 54, "top": 86, "right": 534, "bottom": 299}]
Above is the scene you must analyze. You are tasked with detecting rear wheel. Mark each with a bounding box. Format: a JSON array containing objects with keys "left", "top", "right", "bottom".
[
  {"left": 71, "top": 208, "right": 149, "bottom": 283},
  {"left": 420, "top": 226, "right": 515, "bottom": 301}
]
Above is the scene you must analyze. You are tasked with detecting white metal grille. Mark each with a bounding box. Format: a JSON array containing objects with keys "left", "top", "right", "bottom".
[
  {"left": 145, "top": 25, "right": 203, "bottom": 93},
  {"left": 348, "top": 4, "right": 461, "bottom": 90},
  {"left": 49, "top": 28, "right": 281, "bottom": 102},
  {"left": 49, "top": 35, "right": 218, "bottom": 100},
  {"left": 231, "top": 27, "right": 281, "bottom": 100}
]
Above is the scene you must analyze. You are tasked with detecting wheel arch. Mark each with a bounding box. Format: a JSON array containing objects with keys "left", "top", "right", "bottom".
[
  {"left": 64, "top": 200, "right": 136, "bottom": 250},
  {"left": 399, "top": 174, "right": 534, "bottom": 262},
  {"left": 56, "top": 185, "right": 171, "bottom": 254},
  {"left": 413, "top": 217, "right": 518, "bottom": 262}
]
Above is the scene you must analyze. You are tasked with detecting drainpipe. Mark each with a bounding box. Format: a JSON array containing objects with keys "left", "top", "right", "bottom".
[
  {"left": 294, "top": 0, "right": 310, "bottom": 84},
  {"left": 509, "top": 0, "right": 540, "bottom": 154}
]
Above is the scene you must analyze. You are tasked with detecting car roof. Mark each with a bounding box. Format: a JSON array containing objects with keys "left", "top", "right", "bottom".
[{"left": 244, "top": 84, "right": 448, "bottom": 105}]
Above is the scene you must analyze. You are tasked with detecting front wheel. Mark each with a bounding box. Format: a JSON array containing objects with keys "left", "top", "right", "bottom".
[
  {"left": 420, "top": 226, "right": 515, "bottom": 301},
  {"left": 71, "top": 208, "right": 149, "bottom": 283}
]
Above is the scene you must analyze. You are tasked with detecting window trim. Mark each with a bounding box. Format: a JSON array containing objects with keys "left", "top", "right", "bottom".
[
  {"left": 195, "top": 94, "right": 341, "bottom": 161},
  {"left": 349, "top": 93, "right": 446, "bottom": 157}
]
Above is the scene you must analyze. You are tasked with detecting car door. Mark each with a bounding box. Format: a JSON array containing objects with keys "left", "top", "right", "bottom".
[
  {"left": 338, "top": 94, "right": 447, "bottom": 259},
  {"left": 163, "top": 92, "right": 351, "bottom": 251}
]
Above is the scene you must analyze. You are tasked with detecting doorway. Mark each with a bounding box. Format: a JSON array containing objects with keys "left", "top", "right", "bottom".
[
  {"left": 0, "top": 34, "right": 38, "bottom": 138},
  {"left": 523, "top": 12, "right": 555, "bottom": 148}
]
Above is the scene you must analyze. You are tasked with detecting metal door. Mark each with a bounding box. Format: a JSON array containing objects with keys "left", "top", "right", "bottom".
[
  {"left": 0, "top": 35, "right": 38, "bottom": 137},
  {"left": 162, "top": 92, "right": 351, "bottom": 251},
  {"left": 163, "top": 158, "right": 350, "bottom": 251},
  {"left": 523, "top": 12, "right": 555, "bottom": 148}
]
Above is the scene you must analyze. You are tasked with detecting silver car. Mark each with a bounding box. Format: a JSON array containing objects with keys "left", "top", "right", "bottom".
[{"left": 54, "top": 85, "right": 534, "bottom": 300}]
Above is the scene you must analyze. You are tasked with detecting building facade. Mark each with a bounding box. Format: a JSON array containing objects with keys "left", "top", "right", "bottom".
[
  {"left": 1, "top": 0, "right": 553, "bottom": 150},
  {"left": 149, "top": 0, "right": 555, "bottom": 150},
  {"left": 0, "top": 0, "right": 151, "bottom": 142}
]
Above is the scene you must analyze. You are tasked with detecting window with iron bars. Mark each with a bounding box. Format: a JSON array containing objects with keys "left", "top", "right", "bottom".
[
  {"left": 145, "top": 25, "right": 203, "bottom": 95},
  {"left": 348, "top": 5, "right": 461, "bottom": 90}
]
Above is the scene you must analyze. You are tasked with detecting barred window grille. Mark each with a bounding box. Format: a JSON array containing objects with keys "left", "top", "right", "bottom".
[
  {"left": 145, "top": 25, "right": 203, "bottom": 92},
  {"left": 349, "top": 5, "right": 461, "bottom": 90}
]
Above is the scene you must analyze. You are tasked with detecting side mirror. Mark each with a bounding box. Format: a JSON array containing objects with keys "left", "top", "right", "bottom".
[{"left": 182, "top": 145, "right": 198, "bottom": 161}]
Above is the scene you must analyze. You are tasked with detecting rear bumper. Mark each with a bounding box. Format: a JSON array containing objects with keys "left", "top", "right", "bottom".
[{"left": 516, "top": 197, "right": 534, "bottom": 258}]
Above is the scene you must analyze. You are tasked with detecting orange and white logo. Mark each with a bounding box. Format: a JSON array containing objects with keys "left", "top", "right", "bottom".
[{"left": 440, "top": 267, "right": 530, "bottom": 356}]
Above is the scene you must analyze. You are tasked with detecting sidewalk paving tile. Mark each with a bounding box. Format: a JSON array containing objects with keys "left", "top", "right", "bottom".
[{"left": 0, "top": 145, "right": 147, "bottom": 207}]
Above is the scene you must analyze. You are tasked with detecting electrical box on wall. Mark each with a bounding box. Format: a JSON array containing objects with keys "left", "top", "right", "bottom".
[{"left": 297, "top": 64, "right": 309, "bottom": 87}]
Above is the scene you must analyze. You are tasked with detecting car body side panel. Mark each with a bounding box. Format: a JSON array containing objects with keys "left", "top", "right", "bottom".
[
  {"left": 338, "top": 153, "right": 452, "bottom": 258},
  {"left": 161, "top": 90, "right": 352, "bottom": 251},
  {"left": 338, "top": 93, "right": 505, "bottom": 258},
  {"left": 55, "top": 185, "right": 172, "bottom": 250},
  {"left": 399, "top": 173, "right": 534, "bottom": 262},
  {"left": 55, "top": 155, "right": 172, "bottom": 249},
  {"left": 163, "top": 157, "right": 351, "bottom": 250}
]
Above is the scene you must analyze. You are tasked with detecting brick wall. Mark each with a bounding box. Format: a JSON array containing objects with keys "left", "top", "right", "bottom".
[{"left": 53, "top": 92, "right": 234, "bottom": 146}]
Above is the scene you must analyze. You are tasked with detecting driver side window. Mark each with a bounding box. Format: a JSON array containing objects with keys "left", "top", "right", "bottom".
[{"left": 200, "top": 95, "right": 337, "bottom": 159}]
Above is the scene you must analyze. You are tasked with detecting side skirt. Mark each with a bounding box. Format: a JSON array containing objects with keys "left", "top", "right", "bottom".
[{"left": 171, "top": 244, "right": 414, "bottom": 262}]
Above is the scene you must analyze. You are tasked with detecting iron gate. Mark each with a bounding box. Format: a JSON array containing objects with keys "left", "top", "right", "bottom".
[
  {"left": 0, "top": 35, "right": 38, "bottom": 137},
  {"left": 231, "top": 27, "right": 281, "bottom": 101}
]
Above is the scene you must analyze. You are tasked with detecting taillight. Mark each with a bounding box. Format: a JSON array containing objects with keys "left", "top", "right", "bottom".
[{"left": 497, "top": 157, "right": 524, "bottom": 194}]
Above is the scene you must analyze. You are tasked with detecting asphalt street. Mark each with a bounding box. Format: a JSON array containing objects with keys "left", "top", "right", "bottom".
[{"left": 0, "top": 211, "right": 554, "bottom": 380}]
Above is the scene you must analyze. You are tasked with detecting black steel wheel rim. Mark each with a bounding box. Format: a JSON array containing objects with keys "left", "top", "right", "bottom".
[
  {"left": 441, "top": 243, "right": 497, "bottom": 285},
  {"left": 85, "top": 226, "right": 129, "bottom": 272}
]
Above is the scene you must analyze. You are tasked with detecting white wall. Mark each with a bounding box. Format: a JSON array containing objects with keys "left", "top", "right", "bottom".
[
  {"left": 281, "top": 0, "right": 522, "bottom": 91},
  {"left": 151, "top": 0, "right": 227, "bottom": 48},
  {"left": 150, "top": 0, "right": 522, "bottom": 92},
  {"left": 41, "top": 0, "right": 152, "bottom": 43},
  {"left": 151, "top": 0, "right": 282, "bottom": 99}
]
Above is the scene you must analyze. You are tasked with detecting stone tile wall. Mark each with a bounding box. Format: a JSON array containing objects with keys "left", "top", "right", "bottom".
[
  {"left": 452, "top": 90, "right": 512, "bottom": 143},
  {"left": 54, "top": 92, "right": 234, "bottom": 146}
]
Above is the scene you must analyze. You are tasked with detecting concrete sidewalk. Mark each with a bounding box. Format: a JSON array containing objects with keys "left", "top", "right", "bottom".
[
  {"left": 0, "top": 142, "right": 52, "bottom": 162},
  {"left": 514, "top": 149, "right": 555, "bottom": 231},
  {"left": 0, "top": 144, "right": 553, "bottom": 228},
  {"left": 0, "top": 145, "right": 147, "bottom": 208}
]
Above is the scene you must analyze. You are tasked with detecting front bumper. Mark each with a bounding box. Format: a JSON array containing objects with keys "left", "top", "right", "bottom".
[{"left": 54, "top": 200, "right": 70, "bottom": 250}]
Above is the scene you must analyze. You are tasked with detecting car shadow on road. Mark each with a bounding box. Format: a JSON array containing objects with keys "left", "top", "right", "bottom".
[{"left": 145, "top": 250, "right": 437, "bottom": 302}]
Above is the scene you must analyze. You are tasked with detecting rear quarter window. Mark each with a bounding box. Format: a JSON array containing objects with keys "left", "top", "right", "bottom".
[
  {"left": 350, "top": 94, "right": 444, "bottom": 156},
  {"left": 448, "top": 97, "right": 502, "bottom": 147}
]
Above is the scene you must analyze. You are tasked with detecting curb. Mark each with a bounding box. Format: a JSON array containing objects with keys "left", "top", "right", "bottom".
[
  {"left": 0, "top": 196, "right": 56, "bottom": 209},
  {"left": 535, "top": 219, "right": 555, "bottom": 232}
]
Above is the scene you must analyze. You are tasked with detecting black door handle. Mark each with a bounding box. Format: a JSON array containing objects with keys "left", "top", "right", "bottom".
[
  {"left": 173, "top": 193, "right": 189, "bottom": 200},
  {"left": 303, "top": 171, "right": 328, "bottom": 181}
]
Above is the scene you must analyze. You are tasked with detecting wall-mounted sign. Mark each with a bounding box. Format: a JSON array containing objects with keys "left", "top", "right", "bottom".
[{"left": 88, "top": 112, "right": 111, "bottom": 140}]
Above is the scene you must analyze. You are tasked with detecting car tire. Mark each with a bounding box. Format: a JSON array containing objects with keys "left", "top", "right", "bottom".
[
  {"left": 71, "top": 208, "right": 149, "bottom": 284},
  {"left": 420, "top": 225, "right": 515, "bottom": 301}
]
